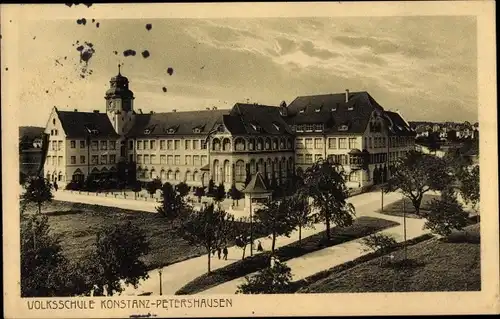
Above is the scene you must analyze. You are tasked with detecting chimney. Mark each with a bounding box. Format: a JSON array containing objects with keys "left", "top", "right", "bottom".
[
  {"left": 93, "top": 110, "right": 99, "bottom": 113},
  {"left": 150, "top": 111, "right": 154, "bottom": 114},
  {"left": 138, "top": 109, "right": 143, "bottom": 114},
  {"left": 212, "top": 106, "right": 217, "bottom": 110},
  {"left": 345, "top": 89, "right": 349, "bottom": 103},
  {"left": 206, "top": 107, "right": 210, "bottom": 110},
  {"left": 74, "top": 109, "right": 78, "bottom": 112},
  {"left": 172, "top": 109, "right": 177, "bottom": 112}
]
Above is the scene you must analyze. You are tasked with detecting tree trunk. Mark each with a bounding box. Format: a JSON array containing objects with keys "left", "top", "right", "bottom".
[
  {"left": 207, "top": 249, "right": 211, "bottom": 273},
  {"left": 298, "top": 224, "right": 302, "bottom": 245},
  {"left": 325, "top": 215, "right": 331, "bottom": 240},
  {"left": 412, "top": 196, "right": 423, "bottom": 216},
  {"left": 38, "top": 202, "right": 42, "bottom": 215},
  {"left": 242, "top": 244, "right": 246, "bottom": 260},
  {"left": 271, "top": 232, "right": 276, "bottom": 254}
]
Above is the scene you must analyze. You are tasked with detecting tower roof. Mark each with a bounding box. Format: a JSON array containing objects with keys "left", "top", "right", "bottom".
[{"left": 243, "top": 172, "right": 270, "bottom": 194}]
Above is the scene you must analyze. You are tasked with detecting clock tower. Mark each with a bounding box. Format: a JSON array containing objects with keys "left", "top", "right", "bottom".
[{"left": 105, "top": 65, "right": 135, "bottom": 135}]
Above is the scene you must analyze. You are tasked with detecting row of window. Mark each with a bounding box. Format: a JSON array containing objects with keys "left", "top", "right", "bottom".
[
  {"left": 46, "top": 154, "right": 117, "bottom": 166},
  {"left": 292, "top": 124, "right": 324, "bottom": 133},
  {"left": 214, "top": 137, "right": 294, "bottom": 152},
  {"left": 68, "top": 140, "right": 117, "bottom": 151},
  {"left": 296, "top": 154, "right": 325, "bottom": 165},
  {"left": 296, "top": 137, "right": 359, "bottom": 150},
  {"left": 136, "top": 139, "right": 207, "bottom": 151},
  {"left": 136, "top": 154, "right": 208, "bottom": 166},
  {"left": 137, "top": 169, "right": 203, "bottom": 182}
]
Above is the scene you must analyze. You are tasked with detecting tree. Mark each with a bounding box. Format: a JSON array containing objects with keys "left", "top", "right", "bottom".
[
  {"left": 361, "top": 233, "right": 398, "bottom": 265},
  {"left": 458, "top": 165, "right": 479, "bottom": 217},
  {"left": 207, "top": 179, "right": 216, "bottom": 196},
  {"left": 175, "top": 182, "right": 190, "bottom": 198},
  {"left": 236, "top": 262, "right": 293, "bottom": 294},
  {"left": 157, "top": 182, "right": 183, "bottom": 221},
  {"left": 228, "top": 183, "right": 243, "bottom": 207},
  {"left": 131, "top": 180, "right": 142, "bottom": 199},
  {"left": 146, "top": 177, "right": 162, "bottom": 198},
  {"left": 21, "top": 214, "right": 90, "bottom": 297},
  {"left": 289, "top": 193, "right": 314, "bottom": 245},
  {"left": 214, "top": 182, "right": 226, "bottom": 204},
  {"left": 385, "top": 151, "right": 452, "bottom": 216},
  {"left": 194, "top": 187, "right": 205, "bottom": 203},
  {"left": 85, "top": 220, "right": 150, "bottom": 296},
  {"left": 21, "top": 176, "right": 53, "bottom": 215},
  {"left": 254, "top": 197, "right": 296, "bottom": 254},
  {"left": 231, "top": 216, "right": 254, "bottom": 259},
  {"left": 422, "top": 190, "right": 469, "bottom": 237},
  {"left": 179, "top": 204, "right": 233, "bottom": 273},
  {"left": 302, "top": 161, "right": 356, "bottom": 241}
]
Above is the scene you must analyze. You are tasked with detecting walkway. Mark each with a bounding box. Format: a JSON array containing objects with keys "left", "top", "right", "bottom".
[
  {"left": 121, "top": 190, "right": 405, "bottom": 296},
  {"left": 199, "top": 210, "right": 430, "bottom": 294}
]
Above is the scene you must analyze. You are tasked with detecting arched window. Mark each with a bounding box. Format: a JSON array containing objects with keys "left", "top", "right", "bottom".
[
  {"left": 160, "top": 169, "right": 166, "bottom": 181},
  {"left": 213, "top": 160, "right": 220, "bottom": 183},
  {"left": 222, "top": 138, "right": 231, "bottom": 152},
  {"left": 212, "top": 138, "right": 221, "bottom": 151},
  {"left": 175, "top": 170, "right": 181, "bottom": 181},
  {"left": 143, "top": 169, "right": 149, "bottom": 179},
  {"left": 193, "top": 171, "right": 199, "bottom": 182},
  {"left": 223, "top": 160, "right": 231, "bottom": 183},
  {"left": 287, "top": 138, "right": 293, "bottom": 149},
  {"left": 257, "top": 138, "right": 264, "bottom": 151},
  {"left": 235, "top": 138, "right": 246, "bottom": 151},
  {"left": 280, "top": 138, "right": 285, "bottom": 149},
  {"left": 257, "top": 159, "right": 264, "bottom": 173},
  {"left": 265, "top": 138, "right": 271, "bottom": 150},
  {"left": 249, "top": 159, "right": 256, "bottom": 175},
  {"left": 167, "top": 170, "right": 174, "bottom": 180},
  {"left": 186, "top": 170, "right": 192, "bottom": 181},
  {"left": 272, "top": 138, "right": 278, "bottom": 150},
  {"left": 58, "top": 171, "right": 63, "bottom": 182},
  {"left": 248, "top": 138, "right": 255, "bottom": 151},
  {"left": 288, "top": 157, "right": 294, "bottom": 171},
  {"left": 150, "top": 169, "right": 156, "bottom": 179},
  {"left": 266, "top": 158, "right": 272, "bottom": 180},
  {"left": 235, "top": 160, "right": 245, "bottom": 182}
]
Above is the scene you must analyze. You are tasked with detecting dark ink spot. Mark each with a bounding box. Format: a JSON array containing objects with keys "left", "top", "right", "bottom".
[
  {"left": 113, "top": 50, "right": 118, "bottom": 55},
  {"left": 145, "top": 24, "right": 152, "bottom": 31},
  {"left": 141, "top": 50, "right": 150, "bottom": 58},
  {"left": 76, "top": 40, "right": 80, "bottom": 44},
  {"left": 45, "top": 90, "right": 49, "bottom": 93},
  {"left": 80, "top": 74, "right": 85, "bottom": 78},
  {"left": 162, "top": 87, "right": 167, "bottom": 93},
  {"left": 76, "top": 18, "right": 87, "bottom": 25},
  {"left": 33, "top": 36, "right": 36, "bottom": 40},
  {"left": 123, "top": 49, "right": 136, "bottom": 57},
  {"left": 167, "top": 67, "right": 174, "bottom": 76},
  {"left": 5, "top": 67, "right": 8, "bottom": 71},
  {"left": 200, "top": 65, "right": 205, "bottom": 69},
  {"left": 96, "top": 22, "right": 100, "bottom": 28},
  {"left": 76, "top": 45, "right": 84, "bottom": 52},
  {"left": 64, "top": 56, "right": 67, "bottom": 60},
  {"left": 92, "top": 19, "right": 95, "bottom": 23}
]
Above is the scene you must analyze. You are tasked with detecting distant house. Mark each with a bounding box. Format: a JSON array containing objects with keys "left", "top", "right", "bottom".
[{"left": 19, "top": 126, "right": 45, "bottom": 179}]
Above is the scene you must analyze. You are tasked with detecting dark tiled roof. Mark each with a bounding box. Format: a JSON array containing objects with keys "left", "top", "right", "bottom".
[
  {"left": 225, "top": 103, "right": 294, "bottom": 136},
  {"left": 285, "top": 91, "right": 384, "bottom": 134},
  {"left": 56, "top": 110, "right": 120, "bottom": 138},
  {"left": 127, "top": 109, "right": 229, "bottom": 138},
  {"left": 384, "top": 111, "right": 415, "bottom": 137},
  {"left": 243, "top": 172, "right": 270, "bottom": 194}
]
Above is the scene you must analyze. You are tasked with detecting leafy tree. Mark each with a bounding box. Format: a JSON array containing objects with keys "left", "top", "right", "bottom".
[
  {"left": 20, "top": 172, "right": 28, "bottom": 185},
  {"left": 302, "top": 161, "right": 356, "bottom": 241},
  {"left": 194, "top": 187, "right": 205, "bottom": 203},
  {"left": 236, "top": 261, "right": 293, "bottom": 294},
  {"left": 231, "top": 216, "right": 254, "bottom": 259},
  {"left": 458, "top": 165, "right": 479, "bottom": 215},
  {"left": 422, "top": 190, "right": 469, "bottom": 237},
  {"left": 214, "top": 182, "right": 226, "bottom": 204},
  {"left": 157, "top": 182, "right": 183, "bottom": 221},
  {"left": 21, "top": 214, "right": 90, "bottom": 297},
  {"left": 254, "top": 197, "right": 296, "bottom": 254},
  {"left": 21, "top": 176, "right": 53, "bottom": 214},
  {"left": 146, "top": 177, "right": 162, "bottom": 198},
  {"left": 385, "top": 151, "right": 452, "bottom": 216},
  {"left": 179, "top": 203, "right": 233, "bottom": 273},
  {"left": 85, "top": 220, "right": 150, "bottom": 296},
  {"left": 175, "top": 182, "right": 190, "bottom": 198},
  {"left": 228, "top": 183, "right": 243, "bottom": 206},
  {"left": 131, "top": 180, "right": 142, "bottom": 199},
  {"left": 361, "top": 233, "right": 398, "bottom": 265},
  {"left": 207, "top": 179, "right": 216, "bottom": 196},
  {"left": 289, "top": 193, "right": 314, "bottom": 245}
]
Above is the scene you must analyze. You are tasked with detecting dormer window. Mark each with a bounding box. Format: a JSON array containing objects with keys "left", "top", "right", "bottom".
[
  {"left": 91, "top": 129, "right": 99, "bottom": 135},
  {"left": 250, "top": 123, "right": 261, "bottom": 132},
  {"left": 338, "top": 125, "right": 349, "bottom": 132},
  {"left": 193, "top": 127, "right": 202, "bottom": 133},
  {"left": 217, "top": 124, "right": 224, "bottom": 132},
  {"left": 299, "top": 108, "right": 305, "bottom": 114},
  {"left": 347, "top": 104, "right": 354, "bottom": 111},
  {"left": 314, "top": 124, "right": 324, "bottom": 132},
  {"left": 273, "top": 123, "right": 280, "bottom": 131},
  {"left": 144, "top": 129, "right": 151, "bottom": 135},
  {"left": 296, "top": 125, "right": 305, "bottom": 132}
]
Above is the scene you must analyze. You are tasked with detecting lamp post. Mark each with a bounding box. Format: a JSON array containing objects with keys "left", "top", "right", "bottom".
[
  {"left": 249, "top": 193, "right": 253, "bottom": 257},
  {"left": 158, "top": 269, "right": 163, "bottom": 296},
  {"left": 403, "top": 194, "right": 407, "bottom": 260}
]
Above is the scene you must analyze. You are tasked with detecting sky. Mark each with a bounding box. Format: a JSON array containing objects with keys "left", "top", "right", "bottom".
[{"left": 14, "top": 11, "right": 478, "bottom": 127}]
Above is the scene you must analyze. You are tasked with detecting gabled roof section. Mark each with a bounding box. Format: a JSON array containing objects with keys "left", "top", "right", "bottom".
[
  {"left": 384, "top": 111, "right": 415, "bottom": 137},
  {"left": 56, "top": 110, "right": 119, "bottom": 138},
  {"left": 286, "top": 91, "right": 384, "bottom": 134},
  {"left": 243, "top": 172, "right": 270, "bottom": 194},
  {"left": 127, "top": 109, "right": 229, "bottom": 138},
  {"left": 224, "top": 103, "right": 294, "bottom": 136}
]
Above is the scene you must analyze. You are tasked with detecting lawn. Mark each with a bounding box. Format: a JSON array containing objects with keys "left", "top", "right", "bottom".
[
  {"left": 379, "top": 193, "right": 440, "bottom": 219},
  {"left": 22, "top": 200, "right": 268, "bottom": 271},
  {"left": 175, "top": 216, "right": 399, "bottom": 295},
  {"left": 298, "top": 223, "right": 480, "bottom": 293}
]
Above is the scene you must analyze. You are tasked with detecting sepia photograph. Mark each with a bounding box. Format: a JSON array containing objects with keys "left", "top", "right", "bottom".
[{"left": 2, "top": 1, "right": 498, "bottom": 318}]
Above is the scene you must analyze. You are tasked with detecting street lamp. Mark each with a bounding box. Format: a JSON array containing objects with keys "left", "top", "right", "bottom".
[
  {"left": 249, "top": 193, "right": 253, "bottom": 257},
  {"left": 402, "top": 194, "right": 407, "bottom": 260},
  {"left": 158, "top": 269, "right": 162, "bottom": 296}
]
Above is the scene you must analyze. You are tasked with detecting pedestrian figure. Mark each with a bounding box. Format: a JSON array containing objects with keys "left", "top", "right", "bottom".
[
  {"left": 211, "top": 249, "right": 216, "bottom": 257},
  {"left": 257, "top": 240, "right": 263, "bottom": 252},
  {"left": 217, "top": 248, "right": 221, "bottom": 260},
  {"left": 223, "top": 247, "right": 228, "bottom": 260},
  {"left": 54, "top": 181, "right": 59, "bottom": 192}
]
